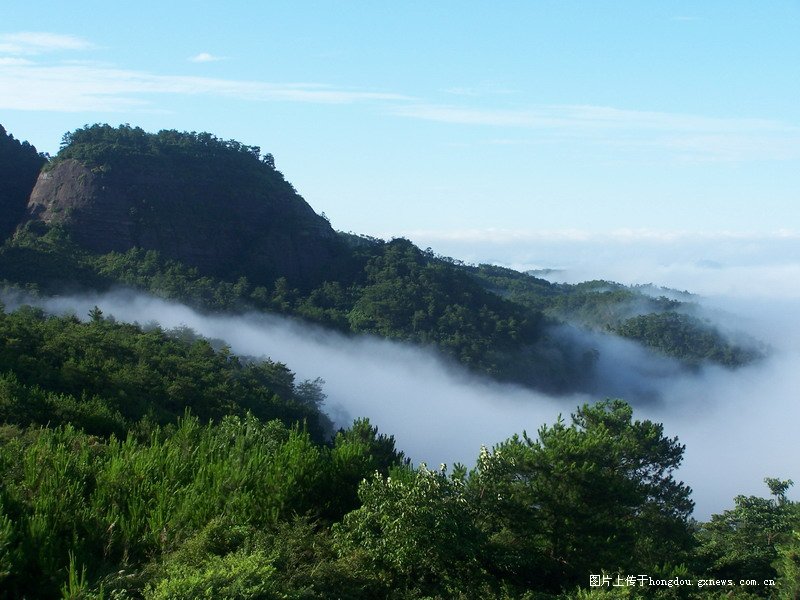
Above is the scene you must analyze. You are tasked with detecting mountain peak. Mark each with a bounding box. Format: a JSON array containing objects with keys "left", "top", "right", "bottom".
[{"left": 27, "top": 124, "right": 341, "bottom": 287}]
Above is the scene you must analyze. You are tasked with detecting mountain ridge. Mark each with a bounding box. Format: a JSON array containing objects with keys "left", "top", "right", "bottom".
[
  {"left": 26, "top": 124, "right": 344, "bottom": 289},
  {"left": 0, "top": 123, "right": 764, "bottom": 396}
]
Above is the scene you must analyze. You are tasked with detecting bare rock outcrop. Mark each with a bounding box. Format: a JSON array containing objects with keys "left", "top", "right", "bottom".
[{"left": 27, "top": 154, "right": 342, "bottom": 288}]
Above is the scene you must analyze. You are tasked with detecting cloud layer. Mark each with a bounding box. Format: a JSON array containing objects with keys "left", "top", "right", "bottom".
[
  {"left": 0, "top": 63, "right": 408, "bottom": 112},
  {"left": 4, "top": 275, "right": 796, "bottom": 519},
  {"left": 0, "top": 32, "right": 93, "bottom": 55}
]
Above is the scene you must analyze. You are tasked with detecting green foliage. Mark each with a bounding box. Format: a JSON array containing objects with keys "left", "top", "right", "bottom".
[
  {"left": 55, "top": 124, "right": 269, "bottom": 173},
  {"left": 323, "top": 418, "right": 407, "bottom": 520},
  {"left": 0, "top": 224, "right": 110, "bottom": 292},
  {"left": 775, "top": 530, "right": 800, "bottom": 599},
  {"left": 550, "top": 281, "right": 678, "bottom": 317},
  {"left": 93, "top": 247, "right": 270, "bottom": 312},
  {"left": 615, "top": 312, "right": 760, "bottom": 367},
  {"left": 467, "top": 400, "right": 694, "bottom": 592},
  {"left": 347, "top": 239, "right": 544, "bottom": 376},
  {"left": 327, "top": 401, "right": 697, "bottom": 599},
  {"left": 696, "top": 479, "right": 797, "bottom": 591},
  {"left": 0, "top": 414, "right": 404, "bottom": 598},
  {"left": 0, "top": 371, "right": 128, "bottom": 438},
  {"left": 0, "top": 302, "right": 410, "bottom": 596},
  {"left": 0, "top": 304, "right": 330, "bottom": 438},
  {"left": 333, "top": 464, "right": 487, "bottom": 597},
  {"left": 61, "top": 551, "right": 103, "bottom": 600},
  {"left": 145, "top": 549, "right": 279, "bottom": 600},
  {"left": 0, "top": 228, "right": 598, "bottom": 392},
  {"left": 466, "top": 263, "right": 562, "bottom": 312}
]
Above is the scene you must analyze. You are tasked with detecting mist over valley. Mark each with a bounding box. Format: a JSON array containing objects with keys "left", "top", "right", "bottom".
[
  {"left": 1, "top": 120, "right": 797, "bottom": 597},
  {"left": 1, "top": 122, "right": 793, "bottom": 517},
  {"left": 5, "top": 245, "right": 794, "bottom": 521}
]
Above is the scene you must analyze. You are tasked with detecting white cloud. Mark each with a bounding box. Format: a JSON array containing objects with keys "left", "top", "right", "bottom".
[
  {"left": 392, "top": 103, "right": 791, "bottom": 133},
  {"left": 0, "top": 32, "right": 93, "bottom": 55},
  {"left": 189, "top": 52, "right": 223, "bottom": 63},
  {"left": 390, "top": 103, "right": 800, "bottom": 162},
  {"left": 0, "top": 57, "right": 32, "bottom": 66},
  {"left": 0, "top": 30, "right": 408, "bottom": 112},
  {"left": 392, "top": 104, "right": 560, "bottom": 128},
  {"left": 441, "top": 85, "right": 516, "bottom": 97},
  {"left": 0, "top": 62, "right": 410, "bottom": 112}
]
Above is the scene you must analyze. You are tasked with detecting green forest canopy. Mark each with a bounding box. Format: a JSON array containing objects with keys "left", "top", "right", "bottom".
[{"left": 0, "top": 304, "right": 796, "bottom": 599}]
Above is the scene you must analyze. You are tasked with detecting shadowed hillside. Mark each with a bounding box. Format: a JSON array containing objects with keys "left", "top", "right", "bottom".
[
  {"left": 27, "top": 125, "right": 346, "bottom": 289},
  {"left": 0, "top": 125, "right": 46, "bottom": 242}
]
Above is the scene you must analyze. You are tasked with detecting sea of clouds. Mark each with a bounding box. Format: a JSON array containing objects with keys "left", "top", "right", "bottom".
[{"left": 4, "top": 232, "right": 799, "bottom": 519}]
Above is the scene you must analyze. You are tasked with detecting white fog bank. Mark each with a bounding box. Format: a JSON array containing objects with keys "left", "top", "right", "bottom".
[{"left": 3, "top": 258, "right": 798, "bottom": 519}]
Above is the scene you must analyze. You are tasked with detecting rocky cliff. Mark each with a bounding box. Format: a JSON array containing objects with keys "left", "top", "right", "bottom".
[{"left": 25, "top": 126, "right": 343, "bottom": 288}]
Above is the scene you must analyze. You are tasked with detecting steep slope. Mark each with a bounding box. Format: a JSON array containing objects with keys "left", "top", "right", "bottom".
[
  {"left": 26, "top": 125, "right": 344, "bottom": 289},
  {"left": 0, "top": 125, "right": 46, "bottom": 242}
]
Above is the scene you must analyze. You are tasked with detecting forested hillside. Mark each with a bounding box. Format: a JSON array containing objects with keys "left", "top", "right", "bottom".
[
  {"left": 469, "top": 265, "right": 764, "bottom": 367},
  {"left": 0, "top": 303, "right": 332, "bottom": 439},
  {"left": 0, "top": 305, "right": 797, "bottom": 598}
]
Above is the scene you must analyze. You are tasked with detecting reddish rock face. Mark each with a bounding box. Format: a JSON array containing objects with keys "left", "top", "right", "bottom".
[
  {"left": 27, "top": 158, "right": 342, "bottom": 288},
  {"left": 28, "top": 160, "right": 135, "bottom": 251}
]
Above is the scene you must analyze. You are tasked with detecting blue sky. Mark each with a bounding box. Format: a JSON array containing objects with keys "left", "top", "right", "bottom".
[{"left": 1, "top": 1, "right": 799, "bottom": 247}]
